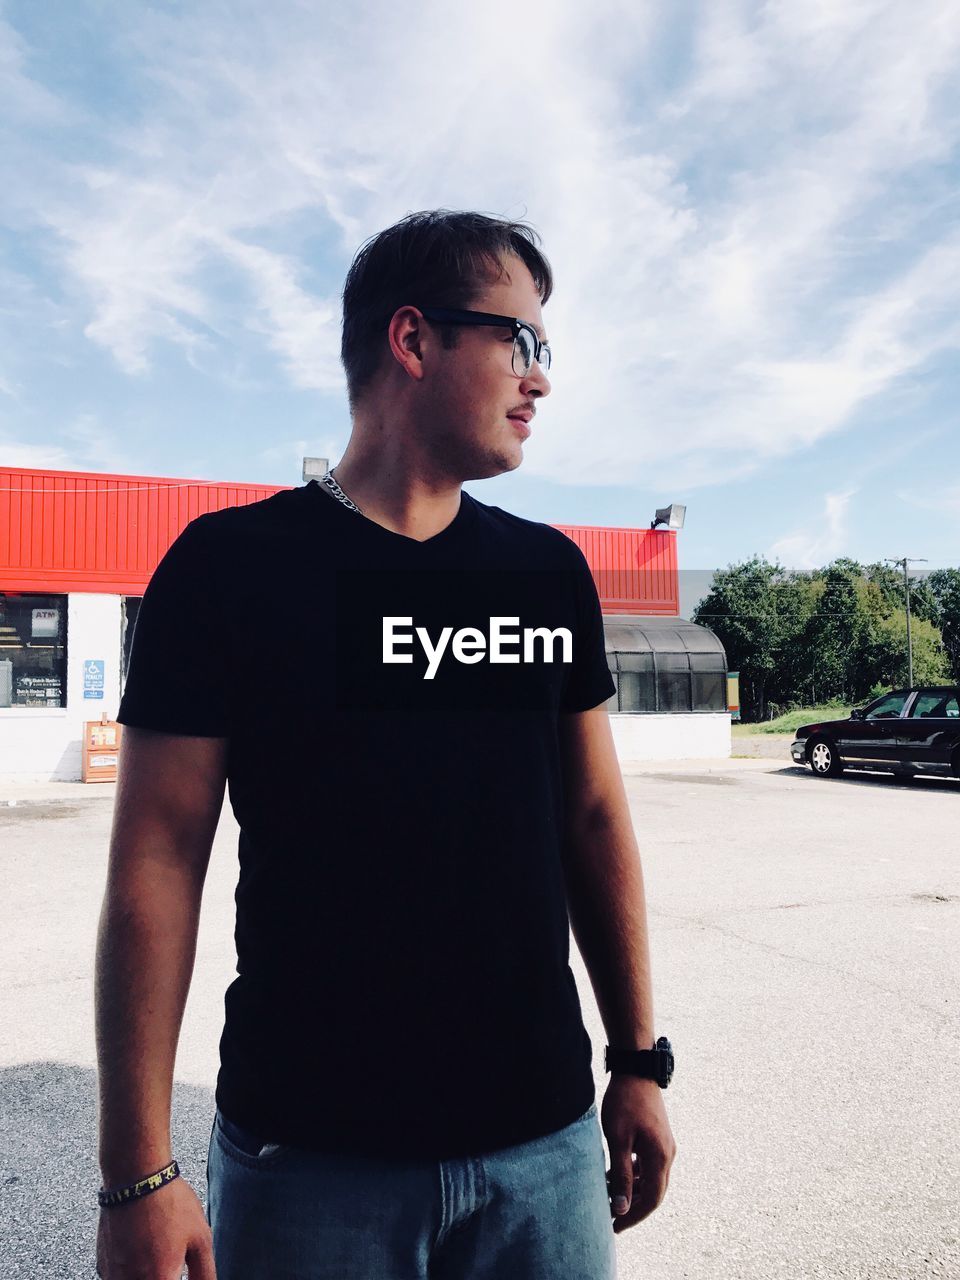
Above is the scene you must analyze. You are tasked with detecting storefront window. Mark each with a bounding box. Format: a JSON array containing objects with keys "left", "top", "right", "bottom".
[
  {"left": 614, "top": 652, "right": 656, "bottom": 712},
  {"left": 605, "top": 622, "right": 728, "bottom": 714},
  {"left": 656, "top": 652, "right": 692, "bottom": 713},
  {"left": 690, "top": 653, "right": 726, "bottom": 711},
  {"left": 0, "top": 593, "right": 68, "bottom": 708}
]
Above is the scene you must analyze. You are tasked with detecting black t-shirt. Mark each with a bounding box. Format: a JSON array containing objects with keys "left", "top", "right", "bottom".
[{"left": 117, "top": 480, "right": 616, "bottom": 1160}]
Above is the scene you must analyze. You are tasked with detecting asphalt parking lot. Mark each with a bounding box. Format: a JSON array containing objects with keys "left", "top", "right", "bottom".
[{"left": 1, "top": 757, "right": 958, "bottom": 1279}]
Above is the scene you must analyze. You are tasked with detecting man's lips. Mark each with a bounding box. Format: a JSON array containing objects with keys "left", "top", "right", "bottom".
[{"left": 508, "top": 415, "right": 532, "bottom": 438}]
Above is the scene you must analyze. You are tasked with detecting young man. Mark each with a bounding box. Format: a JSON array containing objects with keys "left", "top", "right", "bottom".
[{"left": 95, "top": 210, "right": 675, "bottom": 1280}]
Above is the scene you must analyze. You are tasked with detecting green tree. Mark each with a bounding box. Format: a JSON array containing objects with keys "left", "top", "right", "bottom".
[
  {"left": 863, "top": 561, "right": 904, "bottom": 614},
  {"left": 692, "top": 557, "right": 813, "bottom": 720},
  {"left": 767, "top": 571, "right": 819, "bottom": 714},
  {"left": 798, "top": 562, "right": 872, "bottom": 704},
  {"left": 911, "top": 578, "right": 941, "bottom": 627},
  {"left": 927, "top": 569, "right": 960, "bottom": 680},
  {"left": 694, "top": 557, "right": 956, "bottom": 721},
  {"left": 870, "top": 613, "right": 952, "bottom": 686},
  {"left": 791, "top": 559, "right": 949, "bottom": 699},
  {"left": 864, "top": 561, "right": 940, "bottom": 624}
]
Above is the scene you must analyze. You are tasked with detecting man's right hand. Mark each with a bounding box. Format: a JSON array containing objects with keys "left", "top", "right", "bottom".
[
  {"left": 95, "top": 726, "right": 227, "bottom": 1277},
  {"left": 96, "top": 1177, "right": 216, "bottom": 1279}
]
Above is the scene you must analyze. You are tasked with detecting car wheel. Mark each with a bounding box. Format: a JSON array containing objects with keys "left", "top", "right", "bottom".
[
  {"left": 951, "top": 747, "right": 960, "bottom": 780},
  {"left": 809, "top": 738, "right": 843, "bottom": 778}
]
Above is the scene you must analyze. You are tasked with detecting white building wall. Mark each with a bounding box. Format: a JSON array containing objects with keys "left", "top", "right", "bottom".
[
  {"left": 610, "top": 712, "right": 731, "bottom": 763},
  {"left": 0, "top": 597, "right": 730, "bottom": 782},
  {"left": 0, "top": 594, "right": 122, "bottom": 782}
]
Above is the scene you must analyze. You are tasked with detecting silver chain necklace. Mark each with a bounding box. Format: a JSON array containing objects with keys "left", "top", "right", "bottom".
[{"left": 318, "top": 468, "right": 364, "bottom": 515}]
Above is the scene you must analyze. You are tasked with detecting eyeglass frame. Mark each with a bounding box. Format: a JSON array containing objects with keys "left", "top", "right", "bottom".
[{"left": 414, "top": 306, "right": 552, "bottom": 376}]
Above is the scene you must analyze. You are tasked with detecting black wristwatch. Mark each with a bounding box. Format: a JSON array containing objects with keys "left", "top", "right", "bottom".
[{"left": 604, "top": 1036, "right": 674, "bottom": 1089}]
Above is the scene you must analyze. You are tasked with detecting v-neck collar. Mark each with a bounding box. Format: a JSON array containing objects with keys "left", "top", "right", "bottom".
[{"left": 300, "top": 479, "right": 476, "bottom": 549}]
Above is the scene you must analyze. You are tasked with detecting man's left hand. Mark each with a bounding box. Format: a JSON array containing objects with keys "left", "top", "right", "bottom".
[{"left": 601, "top": 1074, "right": 676, "bottom": 1234}]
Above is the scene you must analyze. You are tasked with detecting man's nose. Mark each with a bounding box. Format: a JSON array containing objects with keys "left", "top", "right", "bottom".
[{"left": 522, "top": 361, "right": 551, "bottom": 398}]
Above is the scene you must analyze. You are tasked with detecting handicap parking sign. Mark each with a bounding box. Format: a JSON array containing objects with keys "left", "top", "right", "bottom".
[{"left": 84, "top": 659, "right": 105, "bottom": 700}]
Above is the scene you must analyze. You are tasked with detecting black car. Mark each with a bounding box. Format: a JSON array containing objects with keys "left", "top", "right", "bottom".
[{"left": 790, "top": 686, "right": 960, "bottom": 781}]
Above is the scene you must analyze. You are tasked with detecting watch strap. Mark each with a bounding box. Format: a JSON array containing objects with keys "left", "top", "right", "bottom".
[{"left": 604, "top": 1037, "right": 674, "bottom": 1088}]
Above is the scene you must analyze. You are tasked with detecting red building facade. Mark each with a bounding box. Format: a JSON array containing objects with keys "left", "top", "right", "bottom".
[
  {"left": 0, "top": 467, "right": 729, "bottom": 781},
  {"left": 0, "top": 466, "right": 679, "bottom": 612}
]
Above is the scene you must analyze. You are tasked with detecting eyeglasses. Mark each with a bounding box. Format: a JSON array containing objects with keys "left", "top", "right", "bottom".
[{"left": 418, "top": 307, "right": 552, "bottom": 377}]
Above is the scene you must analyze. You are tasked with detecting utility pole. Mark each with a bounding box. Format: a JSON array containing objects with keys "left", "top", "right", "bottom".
[{"left": 884, "top": 556, "right": 928, "bottom": 688}]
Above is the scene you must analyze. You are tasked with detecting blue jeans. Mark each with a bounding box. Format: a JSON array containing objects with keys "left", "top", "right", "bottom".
[{"left": 206, "top": 1102, "right": 618, "bottom": 1279}]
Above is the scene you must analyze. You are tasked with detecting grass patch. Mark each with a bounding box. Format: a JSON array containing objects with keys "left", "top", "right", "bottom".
[{"left": 732, "top": 704, "right": 854, "bottom": 735}]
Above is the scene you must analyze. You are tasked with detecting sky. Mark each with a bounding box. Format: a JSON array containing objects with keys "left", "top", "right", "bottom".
[{"left": 1, "top": 0, "right": 959, "bottom": 575}]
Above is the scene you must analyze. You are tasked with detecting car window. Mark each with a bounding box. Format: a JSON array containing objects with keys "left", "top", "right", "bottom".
[
  {"left": 909, "top": 692, "right": 960, "bottom": 718},
  {"left": 864, "top": 693, "right": 909, "bottom": 719}
]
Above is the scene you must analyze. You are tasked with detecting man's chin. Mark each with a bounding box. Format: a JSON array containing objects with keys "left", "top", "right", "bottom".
[
  {"left": 485, "top": 451, "right": 522, "bottom": 479},
  {"left": 456, "top": 448, "right": 522, "bottom": 482}
]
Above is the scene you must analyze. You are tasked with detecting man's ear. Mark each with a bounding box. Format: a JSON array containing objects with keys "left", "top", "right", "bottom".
[{"left": 387, "top": 306, "right": 426, "bottom": 384}]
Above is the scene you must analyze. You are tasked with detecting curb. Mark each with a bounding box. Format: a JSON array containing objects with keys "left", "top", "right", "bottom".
[
  {"left": 0, "top": 759, "right": 796, "bottom": 804},
  {"left": 621, "top": 754, "right": 788, "bottom": 769},
  {"left": 0, "top": 786, "right": 117, "bottom": 809}
]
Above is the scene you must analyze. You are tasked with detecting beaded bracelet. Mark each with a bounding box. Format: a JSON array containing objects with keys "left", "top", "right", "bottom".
[{"left": 97, "top": 1159, "right": 181, "bottom": 1208}]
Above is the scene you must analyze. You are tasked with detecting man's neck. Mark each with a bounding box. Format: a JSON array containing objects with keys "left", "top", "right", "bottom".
[{"left": 323, "top": 464, "right": 462, "bottom": 544}]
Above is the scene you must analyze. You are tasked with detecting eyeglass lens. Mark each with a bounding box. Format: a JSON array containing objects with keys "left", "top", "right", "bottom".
[{"left": 513, "top": 327, "right": 550, "bottom": 376}]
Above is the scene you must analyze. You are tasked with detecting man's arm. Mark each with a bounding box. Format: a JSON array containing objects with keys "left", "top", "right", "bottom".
[
  {"left": 94, "top": 725, "right": 226, "bottom": 1277},
  {"left": 558, "top": 703, "right": 676, "bottom": 1233},
  {"left": 558, "top": 703, "right": 655, "bottom": 1049}
]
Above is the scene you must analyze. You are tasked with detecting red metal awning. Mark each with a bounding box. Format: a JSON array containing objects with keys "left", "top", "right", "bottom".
[{"left": 1, "top": 466, "right": 679, "bottom": 613}]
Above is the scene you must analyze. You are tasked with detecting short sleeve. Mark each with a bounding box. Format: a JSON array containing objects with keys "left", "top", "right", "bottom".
[
  {"left": 117, "top": 515, "right": 231, "bottom": 737},
  {"left": 559, "top": 543, "right": 616, "bottom": 713}
]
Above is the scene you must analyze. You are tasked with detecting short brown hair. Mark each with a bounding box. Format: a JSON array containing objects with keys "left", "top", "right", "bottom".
[{"left": 340, "top": 209, "right": 553, "bottom": 408}]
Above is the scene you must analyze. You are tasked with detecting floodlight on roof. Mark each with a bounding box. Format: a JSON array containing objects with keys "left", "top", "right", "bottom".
[{"left": 651, "top": 503, "right": 686, "bottom": 530}]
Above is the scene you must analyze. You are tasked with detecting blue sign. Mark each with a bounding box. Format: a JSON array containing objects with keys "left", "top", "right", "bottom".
[{"left": 84, "top": 659, "right": 105, "bottom": 700}]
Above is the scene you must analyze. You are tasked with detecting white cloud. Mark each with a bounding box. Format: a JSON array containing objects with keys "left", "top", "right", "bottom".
[
  {"left": 0, "top": 437, "right": 72, "bottom": 469},
  {"left": 60, "top": 413, "right": 142, "bottom": 474},
  {"left": 0, "top": 414, "right": 141, "bottom": 474},
  {"left": 767, "top": 487, "right": 859, "bottom": 569},
  {"left": 210, "top": 234, "right": 343, "bottom": 391},
  {"left": 0, "top": 15, "right": 68, "bottom": 124},
  {"left": 0, "top": 262, "right": 73, "bottom": 398},
  {"left": 896, "top": 484, "right": 960, "bottom": 516},
  {"left": 4, "top": 0, "right": 960, "bottom": 493}
]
